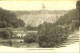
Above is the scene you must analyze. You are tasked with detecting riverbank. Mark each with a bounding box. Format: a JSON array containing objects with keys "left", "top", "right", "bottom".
[{"left": 0, "top": 31, "right": 79, "bottom": 53}]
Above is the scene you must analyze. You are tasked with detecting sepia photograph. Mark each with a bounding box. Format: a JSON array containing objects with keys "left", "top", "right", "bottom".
[{"left": 0, "top": 0, "right": 80, "bottom": 53}]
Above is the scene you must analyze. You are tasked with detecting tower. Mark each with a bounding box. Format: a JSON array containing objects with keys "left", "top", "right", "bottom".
[
  {"left": 41, "top": 3, "right": 46, "bottom": 24},
  {"left": 42, "top": 3, "right": 46, "bottom": 11}
]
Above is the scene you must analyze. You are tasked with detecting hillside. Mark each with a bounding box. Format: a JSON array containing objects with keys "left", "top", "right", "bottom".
[
  {"left": 0, "top": 8, "right": 25, "bottom": 28},
  {"left": 14, "top": 10, "right": 68, "bottom": 26},
  {"left": 56, "top": 9, "right": 79, "bottom": 25}
]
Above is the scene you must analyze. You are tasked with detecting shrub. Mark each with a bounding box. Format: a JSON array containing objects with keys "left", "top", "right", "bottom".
[
  {"left": 1, "top": 31, "right": 11, "bottom": 39},
  {"left": 24, "top": 33, "right": 37, "bottom": 43},
  {"left": 8, "top": 40, "right": 13, "bottom": 46},
  {"left": 37, "top": 23, "right": 70, "bottom": 47},
  {"left": 0, "top": 28, "right": 13, "bottom": 39}
]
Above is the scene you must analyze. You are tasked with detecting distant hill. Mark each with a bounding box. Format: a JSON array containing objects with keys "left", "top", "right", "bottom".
[{"left": 14, "top": 10, "right": 68, "bottom": 26}]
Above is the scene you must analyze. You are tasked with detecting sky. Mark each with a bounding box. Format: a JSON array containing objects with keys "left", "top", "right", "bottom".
[{"left": 0, "top": 0, "right": 77, "bottom": 11}]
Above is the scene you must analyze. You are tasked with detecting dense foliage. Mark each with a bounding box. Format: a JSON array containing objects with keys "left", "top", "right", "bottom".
[
  {"left": 0, "top": 8, "right": 25, "bottom": 39},
  {"left": 27, "top": 25, "right": 38, "bottom": 30},
  {"left": 56, "top": 9, "right": 78, "bottom": 25},
  {"left": 37, "top": 9, "right": 79, "bottom": 47},
  {"left": 0, "top": 8, "right": 25, "bottom": 28},
  {"left": 24, "top": 33, "right": 37, "bottom": 43},
  {"left": 0, "top": 28, "right": 13, "bottom": 39},
  {"left": 37, "top": 22, "right": 68, "bottom": 47}
]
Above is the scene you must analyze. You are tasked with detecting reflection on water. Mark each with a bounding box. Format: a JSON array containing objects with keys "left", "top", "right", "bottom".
[
  {"left": 0, "top": 42, "right": 39, "bottom": 48},
  {"left": 0, "top": 38, "right": 39, "bottom": 48}
]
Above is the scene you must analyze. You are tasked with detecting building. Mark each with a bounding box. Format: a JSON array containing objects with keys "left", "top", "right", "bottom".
[
  {"left": 12, "top": 27, "right": 38, "bottom": 38},
  {"left": 12, "top": 27, "right": 27, "bottom": 38}
]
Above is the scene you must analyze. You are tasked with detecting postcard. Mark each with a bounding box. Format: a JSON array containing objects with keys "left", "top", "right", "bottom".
[{"left": 0, "top": 0, "right": 79, "bottom": 53}]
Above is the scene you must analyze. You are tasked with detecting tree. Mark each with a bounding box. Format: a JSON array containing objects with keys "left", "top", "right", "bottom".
[
  {"left": 0, "top": 8, "right": 25, "bottom": 28},
  {"left": 37, "top": 22, "right": 70, "bottom": 47},
  {"left": 0, "top": 8, "right": 25, "bottom": 39},
  {"left": 37, "top": 9, "right": 79, "bottom": 47},
  {"left": 27, "top": 25, "right": 38, "bottom": 30},
  {"left": 24, "top": 33, "right": 37, "bottom": 43},
  {"left": 0, "top": 28, "right": 13, "bottom": 39},
  {"left": 1, "top": 31, "right": 10, "bottom": 39},
  {"left": 56, "top": 9, "right": 78, "bottom": 25},
  {"left": 17, "top": 19, "right": 25, "bottom": 27}
]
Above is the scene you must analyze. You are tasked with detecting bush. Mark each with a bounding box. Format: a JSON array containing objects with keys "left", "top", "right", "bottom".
[
  {"left": 37, "top": 23, "right": 70, "bottom": 47},
  {"left": 0, "top": 28, "right": 13, "bottom": 39},
  {"left": 24, "top": 33, "right": 37, "bottom": 43},
  {"left": 8, "top": 40, "right": 13, "bottom": 46},
  {"left": 0, "top": 31, "right": 11, "bottom": 39}
]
